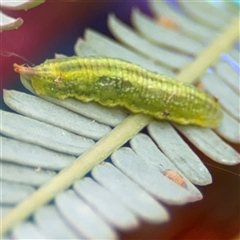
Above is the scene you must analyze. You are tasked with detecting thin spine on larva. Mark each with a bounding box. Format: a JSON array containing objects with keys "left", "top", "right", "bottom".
[{"left": 13, "top": 56, "right": 223, "bottom": 128}]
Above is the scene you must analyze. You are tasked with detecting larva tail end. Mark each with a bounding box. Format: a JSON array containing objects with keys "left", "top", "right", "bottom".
[{"left": 13, "top": 63, "right": 36, "bottom": 76}]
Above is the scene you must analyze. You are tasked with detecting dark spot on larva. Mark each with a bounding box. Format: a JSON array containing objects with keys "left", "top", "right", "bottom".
[
  {"left": 98, "top": 76, "right": 112, "bottom": 84},
  {"left": 97, "top": 76, "right": 117, "bottom": 92},
  {"left": 213, "top": 96, "right": 219, "bottom": 102},
  {"left": 54, "top": 76, "right": 62, "bottom": 85},
  {"left": 122, "top": 80, "right": 132, "bottom": 89},
  {"left": 162, "top": 110, "right": 170, "bottom": 117}
]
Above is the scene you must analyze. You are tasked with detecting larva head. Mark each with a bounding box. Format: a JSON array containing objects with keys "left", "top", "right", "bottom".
[
  {"left": 13, "top": 63, "right": 37, "bottom": 76},
  {"left": 13, "top": 61, "right": 59, "bottom": 79},
  {"left": 13, "top": 61, "right": 68, "bottom": 99}
]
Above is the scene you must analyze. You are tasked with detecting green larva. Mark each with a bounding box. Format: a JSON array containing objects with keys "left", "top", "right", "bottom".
[{"left": 13, "top": 56, "right": 223, "bottom": 127}]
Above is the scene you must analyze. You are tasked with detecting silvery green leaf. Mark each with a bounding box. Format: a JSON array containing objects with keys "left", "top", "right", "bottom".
[
  {"left": 4, "top": 90, "right": 111, "bottom": 140},
  {"left": 174, "top": 124, "right": 240, "bottom": 165},
  {"left": 92, "top": 162, "right": 169, "bottom": 223},
  {"left": 11, "top": 222, "right": 46, "bottom": 239},
  {"left": 214, "top": 60, "right": 239, "bottom": 94},
  {"left": 1, "top": 110, "right": 94, "bottom": 156},
  {"left": 215, "top": 112, "right": 240, "bottom": 143},
  {"left": 0, "top": 0, "right": 45, "bottom": 32},
  {"left": 149, "top": 0, "right": 217, "bottom": 41},
  {"left": 0, "top": 12, "right": 23, "bottom": 32},
  {"left": 201, "top": 73, "right": 240, "bottom": 121},
  {"left": 76, "top": 29, "right": 173, "bottom": 76},
  {"left": 0, "top": 0, "right": 45, "bottom": 10},
  {"left": 1, "top": 181, "right": 35, "bottom": 205},
  {"left": 73, "top": 177, "right": 139, "bottom": 230},
  {"left": 1, "top": 136, "right": 76, "bottom": 170},
  {"left": 55, "top": 190, "right": 117, "bottom": 239},
  {"left": 178, "top": 1, "right": 230, "bottom": 29},
  {"left": 137, "top": 127, "right": 212, "bottom": 186},
  {"left": 131, "top": 8, "right": 203, "bottom": 55},
  {"left": 111, "top": 147, "right": 202, "bottom": 203},
  {"left": 0, "top": 162, "right": 56, "bottom": 187},
  {"left": 34, "top": 205, "right": 79, "bottom": 239},
  {"left": 108, "top": 14, "right": 190, "bottom": 70}
]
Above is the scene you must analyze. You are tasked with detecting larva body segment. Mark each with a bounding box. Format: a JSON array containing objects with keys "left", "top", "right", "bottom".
[{"left": 13, "top": 56, "right": 223, "bottom": 127}]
